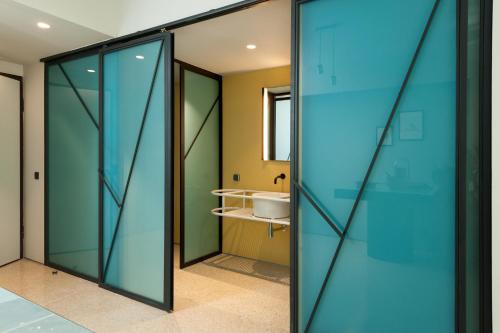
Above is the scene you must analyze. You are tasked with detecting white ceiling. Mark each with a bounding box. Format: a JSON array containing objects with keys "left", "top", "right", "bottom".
[
  {"left": 0, "top": 0, "right": 111, "bottom": 64},
  {"left": 12, "top": 0, "right": 123, "bottom": 37},
  {"left": 173, "top": 0, "right": 291, "bottom": 75}
]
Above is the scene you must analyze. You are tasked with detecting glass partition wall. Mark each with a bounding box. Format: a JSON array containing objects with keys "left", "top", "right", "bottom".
[
  {"left": 43, "top": 0, "right": 489, "bottom": 326},
  {"left": 46, "top": 33, "right": 174, "bottom": 310}
]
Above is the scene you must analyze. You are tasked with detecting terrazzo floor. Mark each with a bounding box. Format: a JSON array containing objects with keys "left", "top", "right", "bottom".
[{"left": 0, "top": 246, "right": 289, "bottom": 333}]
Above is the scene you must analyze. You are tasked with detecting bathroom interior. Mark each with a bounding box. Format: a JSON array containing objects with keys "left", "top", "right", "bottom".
[{"left": 171, "top": 0, "right": 292, "bottom": 313}]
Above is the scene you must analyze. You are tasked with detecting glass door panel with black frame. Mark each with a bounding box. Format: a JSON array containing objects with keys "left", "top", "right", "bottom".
[
  {"left": 294, "top": 0, "right": 458, "bottom": 331},
  {"left": 101, "top": 34, "right": 173, "bottom": 309},
  {"left": 179, "top": 63, "right": 222, "bottom": 268},
  {"left": 46, "top": 55, "right": 99, "bottom": 279}
]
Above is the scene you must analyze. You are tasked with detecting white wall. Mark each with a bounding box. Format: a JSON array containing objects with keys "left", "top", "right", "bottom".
[
  {"left": 0, "top": 60, "right": 23, "bottom": 76},
  {"left": 23, "top": 62, "right": 44, "bottom": 263}
]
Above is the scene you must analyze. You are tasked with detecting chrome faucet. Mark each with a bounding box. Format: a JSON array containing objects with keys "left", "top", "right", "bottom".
[{"left": 274, "top": 173, "right": 286, "bottom": 184}]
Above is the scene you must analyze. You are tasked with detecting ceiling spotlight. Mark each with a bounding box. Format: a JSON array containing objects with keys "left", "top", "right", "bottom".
[
  {"left": 135, "top": 55, "right": 145, "bottom": 60},
  {"left": 37, "top": 22, "right": 51, "bottom": 29},
  {"left": 87, "top": 69, "right": 96, "bottom": 73},
  {"left": 246, "top": 44, "right": 257, "bottom": 50}
]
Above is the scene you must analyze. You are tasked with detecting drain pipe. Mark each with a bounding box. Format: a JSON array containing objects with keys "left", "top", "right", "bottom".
[{"left": 268, "top": 223, "right": 288, "bottom": 239}]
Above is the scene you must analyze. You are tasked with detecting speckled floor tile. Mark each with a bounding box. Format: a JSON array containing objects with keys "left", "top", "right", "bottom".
[{"left": 0, "top": 247, "right": 289, "bottom": 333}]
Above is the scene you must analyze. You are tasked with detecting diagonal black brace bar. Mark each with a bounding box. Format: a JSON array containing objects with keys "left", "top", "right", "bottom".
[
  {"left": 303, "top": 1, "right": 441, "bottom": 331},
  {"left": 103, "top": 41, "right": 164, "bottom": 277},
  {"left": 184, "top": 95, "right": 220, "bottom": 159},
  {"left": 58, "top": 64, "right": 99, "bottom": 129},
  {"left": 98, "top": 171, "right": 122, "bottom": 208},
  {"left": 294, "top": 181, "right": 343, "bottom": 237}
]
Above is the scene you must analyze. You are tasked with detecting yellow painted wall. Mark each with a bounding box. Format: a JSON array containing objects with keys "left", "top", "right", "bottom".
[{"left": 222, "top": 65, "right": 291, "bottom": 266}]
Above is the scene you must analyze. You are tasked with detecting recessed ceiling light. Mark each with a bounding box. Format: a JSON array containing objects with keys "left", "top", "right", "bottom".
[
  {"left": 87, "top": 69, "right": 96, "bottom": 73},
  {"left": 37, "top": 22, "right": 51, "bottom": 29},
  {"left": 246, "top": 44, "right": 257, "bottom": 50},
  {"left": 136, "top": 55, "right": 145, "bottom": 60}
]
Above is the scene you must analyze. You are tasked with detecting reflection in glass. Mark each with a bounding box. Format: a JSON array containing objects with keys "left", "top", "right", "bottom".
[{"left": 263, "top": 86, "right": 291, "bottom": 161}]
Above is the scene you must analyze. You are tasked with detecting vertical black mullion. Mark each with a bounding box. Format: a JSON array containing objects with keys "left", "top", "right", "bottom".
[
  {"left": 163, "top": 32, "right": 174, "bottom": 311},
  {"left": 218, "top": 74, "right": 223, "bottom": 256},
  {"left": 44, "top": 63, "right": 49, "bottom": 265},
  {"left": 479, "top": 0, "right": 492, "bottom": 330},
  {"left": 290, "top": 0, "right": 299, "bottom": 332},
  {"left": 19, "top": 78, "right": 24, "bottom": 259},
  {"left": 98, "top": 50, "right": 104, "bottom": 284},
  {"left": 179, "top": 64, "right": 186, "bottom": 269},
  {"left": 456, "top": 0, "right": 468, "bottom": 331}
]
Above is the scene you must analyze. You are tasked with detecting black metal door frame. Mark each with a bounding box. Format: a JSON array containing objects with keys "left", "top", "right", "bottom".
[
  {"left": 177, "top": 60, "right": 223, "bottom": 269},
  {"left": 98, "top": 32, "right": 174, "bottom": 311}
]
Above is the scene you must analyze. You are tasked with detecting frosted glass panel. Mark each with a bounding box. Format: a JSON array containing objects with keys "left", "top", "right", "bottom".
[
  {"left": 297, "top": 0, "right": 456, "bottom": 331},
  {"left": 182, "top": 68, "right": 220, "bottom": 265},
  {"left": 297, "top": 191, "right": 340, "bottom": 332},
  {"left": 47, "top": 54, "right": 99, "bottom": 279},
  {"left": 102, "top": 40, "right": 166, "bottom": 303}
]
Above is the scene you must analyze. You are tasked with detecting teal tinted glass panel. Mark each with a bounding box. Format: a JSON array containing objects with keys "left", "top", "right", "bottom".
[
  {"left": 297, "top": 0, "right": 456, "bottom": 332},
  {"left": 465, "top": 0, "right": 481, "bottom": 330},
  {"left": 47, "top": 54, "right": 99, "bottom": 279},
  {"left": 297, "top": 191, "right": 339, "bottom": 331},
  {"left": 103, "top": 40, "right": 165, "bottom": 302},
  {"left": 60, "top": 57, "right": 99, "bottom": 122},
  {"left": 183, "top": 69, "right": 220, "bottom": 264}
]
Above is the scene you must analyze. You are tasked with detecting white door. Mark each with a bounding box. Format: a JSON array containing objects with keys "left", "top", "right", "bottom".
[{"left": 0, "top": 74, "right": 21, "bottom": 266}]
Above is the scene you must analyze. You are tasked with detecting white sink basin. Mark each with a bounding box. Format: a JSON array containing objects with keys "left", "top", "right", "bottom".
[{"left": 252, "top": 192, "right": 290, "bottom": 219}]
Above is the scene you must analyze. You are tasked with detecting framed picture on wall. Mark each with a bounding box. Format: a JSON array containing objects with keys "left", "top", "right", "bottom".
[{"left": 400, "top": 111, "right": 423, "bottom": 140}]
